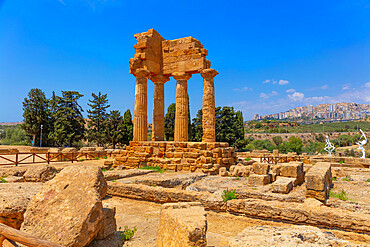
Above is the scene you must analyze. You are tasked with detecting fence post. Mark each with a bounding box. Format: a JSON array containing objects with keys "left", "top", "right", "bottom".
[{"left": 15, "top": 153, "right": 18, "bottom": 166}]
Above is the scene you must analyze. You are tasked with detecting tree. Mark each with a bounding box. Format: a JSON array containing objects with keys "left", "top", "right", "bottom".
[
  {"left": 86, "top": 92, "right": 110, "bottom": 146},
  {"left": 215, "top": 106, "right": 239, "bottom": 147},
  {"left": 104, "top": 110, "right": 125, "bottom": 148},
  {"left": 164, "top": 103, "right": 176, "bottom": 141},
  {"left": 338, "top": 134, "right": 352, "bottom": 146},
  {"left": 278, "top": 136, "right": 303, "bottom": 154},
  {"left": 49, "top": 91, "right": 85, "bottom": 147},
  {"left": 272, "top": 136, "right": 283, "bottom": 146},
  {"left": 21, "top": 88, "right": 51, "bottom": 146},
  {"left": 191, "top": 109, "right": 203, "bottom": 142},
  {"left": 122, "top": 109, "right": 133, "bottom": 145}
]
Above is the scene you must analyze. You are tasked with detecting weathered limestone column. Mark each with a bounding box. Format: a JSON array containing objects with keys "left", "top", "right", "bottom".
[
  {"left": 200, "top": 69, "right": 218, "bottom": 142},
  {"left": 150, "top": 75, "right": 170, "bottom": 141},
  {"left": 173, "top": 72, "right": 192, "bottom": 142},
  {"left": 133, "top": 69, "right": 150, "bottom": 141}
]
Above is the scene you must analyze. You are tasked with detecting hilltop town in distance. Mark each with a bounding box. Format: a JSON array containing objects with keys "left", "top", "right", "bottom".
[{"left": 254, "top": 102, "right": 370, "bottom": 124}]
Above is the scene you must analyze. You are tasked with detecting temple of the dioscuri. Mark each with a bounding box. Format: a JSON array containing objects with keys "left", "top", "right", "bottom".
[{"left": 115, "top": 29, "right": 237, "bottom": 173}]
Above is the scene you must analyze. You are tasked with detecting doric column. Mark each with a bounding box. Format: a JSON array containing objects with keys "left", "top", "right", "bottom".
[
  {"left": 200, "top": 69, "right": 218, "bottom": 142},
  {"left": 132, "top": 69, "right": 150, "bottom": 141},
  {"left": 173, "top": 72, "right": 192, "bottom": 142},
  {"left": 150, "top": 75, "right": 170, "bottom": 141}
]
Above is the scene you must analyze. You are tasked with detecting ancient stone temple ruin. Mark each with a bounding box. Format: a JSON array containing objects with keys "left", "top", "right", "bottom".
[{"left": 116, "top": 29, "right": 237, "bottom": 172}]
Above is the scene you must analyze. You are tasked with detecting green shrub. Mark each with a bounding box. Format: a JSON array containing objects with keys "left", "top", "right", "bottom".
[
  {"left": 79, "top": 159, "right": 85, "bottom": 162},
  {"left": 94, "top": 157, "right": 99, "bottom": 160},
  {"left": 103, "top": 156, "right": 108, "bottom": 159},
  {"left": 329, "top": 189, "right": 349, "bottom": 201},
  {"left": 342, "top": 176, "right": 351, "bottom": 182},
  {"left": 112, "top": 180, "right": 116, "bottom": 182},
  {"left": 119, "top": 226, "right": 137, "bottom": 241},
  {"left": 221, "top": 188, "right": 237, "bottom": 202},
  {"left": 366, "top": 179, "right": 370, "bottom": 182},
  {"left": 102, "top": 168, "right": 107, "bottom": 172},
  {"left": 339, "top": 160, "right": 345, "bottom": 164},
  {"left": 0, "top": 176, "right": 7, "bottom": 183},
  {"left": 332, "top": 177, "right": 337, "bottom": 181},
  {"left": 138, "top": 166, "right": 164, "bottom": 173}
]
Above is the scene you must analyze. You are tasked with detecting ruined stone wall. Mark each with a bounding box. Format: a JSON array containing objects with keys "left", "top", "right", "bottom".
[{"left": 115, "top": 141, "right": 237, "bottom": 173}]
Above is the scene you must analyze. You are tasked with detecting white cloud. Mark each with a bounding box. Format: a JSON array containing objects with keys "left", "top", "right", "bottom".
[
  {"left": 233, "top": 86, "right": 252, "bottom": 92},
  {"left": 278, "top": 80, "right": 289, "bottom": 85},
  {"left": 260, "top": 91, "right": 278, "bottom": 99},
  {"left": 288, "top": 92, "right": 305, "bottom": 102},
  {"left": 262, "top": 79, "right": 271, "bottom": 84},
  {"left": 320, "top": 84, "right": 328, "bottom": 90},
  {"left": 286, "top": 88, "right": 296, "bottom": 93},
  {"left": 342, "top": 83, "right": 351, "bottom": 90},
  {"left": 365, "top": 82, "right": 370, "bottom": 88}
]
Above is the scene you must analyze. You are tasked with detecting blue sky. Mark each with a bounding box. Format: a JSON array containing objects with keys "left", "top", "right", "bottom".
[{"left": 0, "top": 0, "right": 369, "bottom": 122}]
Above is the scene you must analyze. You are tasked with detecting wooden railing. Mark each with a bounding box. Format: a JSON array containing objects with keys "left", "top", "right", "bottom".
[
  {"left": 259, "top": 154, "right": 304, "bottom": 164},
  {"left": 0, "top": 223, "right": 62, "bottom": 247},
  {"left": 0, "top": 151, "right": 111, "bottom": 166}
]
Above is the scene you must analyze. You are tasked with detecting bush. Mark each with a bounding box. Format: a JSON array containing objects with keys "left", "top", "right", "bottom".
[
  {"left": 0, "top": 176, "right": 7, "bottom": 183},
  {"left": 329, "top": 189, "right": 349, "bottom": 201},
  {"left": 119, "top": 226, "right": 137, "bottom": 241},
  {"left": 221, "top": 188, "right": 237, "bottom": 202},
  {"left": 244, "top": 158, "right": 251, "bottom": 161},
  {"left": 94, "top": 157, "right": 99, "bottom": 160}
]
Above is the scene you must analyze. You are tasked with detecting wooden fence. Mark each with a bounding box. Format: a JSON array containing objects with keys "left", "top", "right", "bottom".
[
  {"left": 0, "top": 151, "right": 110, "bottom": 166},
  {"left": 259, "top": 154, "right": 304, "bottom": 164},
  {"left": 0, "top": 223, "right": 62, "bottom": 247}
]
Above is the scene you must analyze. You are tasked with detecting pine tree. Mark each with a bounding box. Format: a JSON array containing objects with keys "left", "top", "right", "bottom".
[
  {"left": 122, "top": 109, "right": 133, "bottom": 145},
  {"left": 215, "top": 106, "right": 238, "bottom": 146},
  {"left": 21, "top": 88, "right": 51, "bottom": 147},
  {"left": 49, "top": 91, "right": 85, "bottom": 147},
  {"left": 164, "top": 103, "right": 176, "bottom": 141},
  {"left": 104, "top": 110, "right": 125, "bottom": 148},
  {"left": 86, "top": 92, "right": 110, "bottom": 146},
  {"left": 191, "top": 109, "right": 203, "bottom": 142}
]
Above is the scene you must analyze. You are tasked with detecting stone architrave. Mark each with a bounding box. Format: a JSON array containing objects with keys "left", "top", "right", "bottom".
[
  {"left": 150, "top": 75, "right": 170, "bottom": 141},
  {"left": 200, "top": 69, "right": 218, "bottom": 142},
  {"left": 173, "top": 72, "right": 192, "bottom": 142},
  {"left": 132, "top": 69, "right": 150, "bottom": 141}
]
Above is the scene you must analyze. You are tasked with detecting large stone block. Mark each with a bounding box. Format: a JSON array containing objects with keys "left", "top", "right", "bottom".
[
  {"left": 21, "top": 165, "right": 107, "bottom": 247},
  {"left": 23, "top": 165, "right": 57, "bottom": 182},
  {"left": 280, "top": 163, "right": 303, "bottom": 178},
  {"left": 247, "top": 174, "right": 271, "bottom": 186},
  {"left": 305, "top": 162, "right": 332, "bottom": 191},
  {"left": 272, "top": 177, "right": 294, "bottom": 194},
  {"left": 96, "top": 206, "right": 117, "bottom": 240},
  {"left": 252, "top": 162, "right": 270, "bottom": 175},
  {"left": 157, "top": 202, "right": 207, "bottom": 247}
]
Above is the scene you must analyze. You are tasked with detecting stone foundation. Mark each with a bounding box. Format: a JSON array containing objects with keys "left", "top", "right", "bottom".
[{"left": 115, "top": 141, "right": 237, "bottom": 173}]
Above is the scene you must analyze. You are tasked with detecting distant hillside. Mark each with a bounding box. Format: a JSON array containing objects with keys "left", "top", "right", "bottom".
[{"left": 0, "top": 122, "right": 23, "bottom": 126}]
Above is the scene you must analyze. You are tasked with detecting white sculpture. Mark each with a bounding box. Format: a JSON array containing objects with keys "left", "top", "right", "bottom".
[
  {"left": 357, "top": 129, "right": 367, "bottom": 159},
  {"left": 324, "top": 135, "right": 335, "bottom": 156}
]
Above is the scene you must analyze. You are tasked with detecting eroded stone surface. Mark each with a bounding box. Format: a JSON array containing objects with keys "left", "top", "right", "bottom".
[
  {"left": 229, "top": 225, "right": 359, "bottom": 247},
  {"left": 21, "top": 165, "right": 107, "bottom": 247},
  {"left": 0, "top": 182, "right": 42, "bottom": 229},
  {"left": 157, "top": 202, "right": 207, "bottom": 247},
  {"left": 104, "top": 169, "right": 154, "bottom": 181},
  {"left": 23, "top": 165, "right": 57, "bottom": 182}
]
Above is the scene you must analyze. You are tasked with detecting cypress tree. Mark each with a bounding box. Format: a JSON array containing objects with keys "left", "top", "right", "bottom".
[
  {"left": 164, "top": 103, "right": 176, "bottom": 141},
  {"left": 49, "top": 91, "right": 85, "bottom": 147},
  {"left": 104, "top": 110, "right": 125, "bottom": 148},
  {"left": 86, "top": 92, "right": 110, "bottom": 146},
  {"left": 21, "top": 88, "right": 51, "bottom": 147},
  {"left": 122, "top": 109, "right": 133, "bottom": 145}
]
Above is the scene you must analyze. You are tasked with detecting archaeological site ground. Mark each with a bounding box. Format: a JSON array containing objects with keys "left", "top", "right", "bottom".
[{"left": 0, "top": 29, "right": 369, "bottom": 247}]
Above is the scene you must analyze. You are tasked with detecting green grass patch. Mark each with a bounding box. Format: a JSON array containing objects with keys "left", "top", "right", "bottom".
[
  {"left": 366, "top": 179, "right": 370, "bottom": 182},
  {"left": 94, "top": 157, "right": 99, "bottom": 160},
  {"left": 244, "top": 158, "right": 251, "bottom": 161},
  {"left": 342, "top": 176, "right": 351, "bottom": 182},
  {"left": 329, "top": 189, "right": 349, "bottom": 201},
  {"left": 139, "top": 166, "right": 164, "bottom": 173},
  {"left": 102, "top": 168, "right": 107, "bottom": 172},
  {"left": 332, "top": 177, "right": 337, "bottom": 181},
  {"left": 112, "top": 180, "right": 116, "bottom": 182},
  {"left": 221, "top": 188, "right": 237, "bottom": 202},
  {"left": 339, "top": 160, "right": 345, "bottom": 164},
  {"left": 252, "top": 188, "right": 257, "bottom": 190},
  {"left": 103, "top": 156, "right": 108, "bottom": 159},
  {"left": 0, "top": 176, "right": 7, "bottom": 183},
  {"left": 119, "top": 226, "right": 137, "bottom": 241}
]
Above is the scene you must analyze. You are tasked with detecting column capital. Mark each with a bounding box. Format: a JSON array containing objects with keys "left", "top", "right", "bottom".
[
  {"left": 132, "top": 68, "right": 150, "bottom": 78},
  {"left": 172, "top": 72, "right": 192, "bottom": 81},
  {"left": 149, "top": 75, "right": 170, "bottom": 84},
  {"left": 200, "top": 68, "right": 218, "bottom": 79}
]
